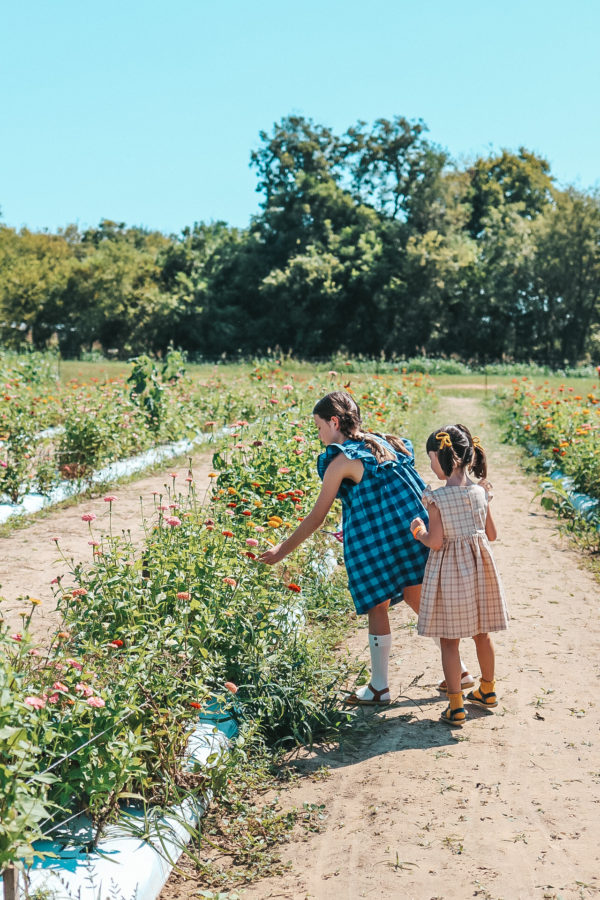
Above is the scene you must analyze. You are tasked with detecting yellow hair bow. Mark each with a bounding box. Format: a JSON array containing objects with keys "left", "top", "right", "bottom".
[
  {"left": 472, "top": 436, "right": 483, "bottom": 451},
  {"left": 436, "top": 431, "right": 453, "bottom": 449}
]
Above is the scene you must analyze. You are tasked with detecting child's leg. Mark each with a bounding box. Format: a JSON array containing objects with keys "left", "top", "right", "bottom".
[
  {"left": 432, "top": 637, "right": 473, "bottom": 689},
  {"left": 439, "top": 638, "right": 467, "bottom": 726},
  {"left": 440, "top": 638, "right": 462, "bottom": 694},
  {"left": 403, "top": 584, "right": 421, "bottom": 614},
  {"left": 345, "top": 601, "right": 391, "bottom": 703},
  {"left": 472, "top": 632, "right": 495, "bottom": 681},
  {"left": 467, "top": 633, "right": 498, "bottom": 708}
]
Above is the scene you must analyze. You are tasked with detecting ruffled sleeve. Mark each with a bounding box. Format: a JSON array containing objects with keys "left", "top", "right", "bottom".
[
  {"left": 421, "top": 485, "right": 438, "bottom": 509},
  {"left": 316, "top": 442, "right": 352, "bottom": 480}
]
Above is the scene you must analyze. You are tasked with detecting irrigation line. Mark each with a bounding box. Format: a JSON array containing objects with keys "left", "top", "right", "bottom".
[{"left": 25, "top": 703, "right": 147, "bottom": 785}]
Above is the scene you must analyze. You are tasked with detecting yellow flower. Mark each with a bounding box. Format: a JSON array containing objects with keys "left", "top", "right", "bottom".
[{"left": 29, "top": 597, "right": 42, "bottom": 606}]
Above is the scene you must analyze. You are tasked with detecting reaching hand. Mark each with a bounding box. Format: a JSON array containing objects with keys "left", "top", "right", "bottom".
[{"left": 259, "top": 543, "right": 286, "bottom": 565}]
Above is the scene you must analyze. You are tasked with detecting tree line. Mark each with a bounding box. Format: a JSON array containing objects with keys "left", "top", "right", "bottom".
[{"left": 1, "top": 115, "right": 599, "bottom": 364}]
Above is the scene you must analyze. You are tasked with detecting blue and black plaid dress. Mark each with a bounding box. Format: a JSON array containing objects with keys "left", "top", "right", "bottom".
[{"left": 317, "top": 436, "right": 429, "bottom": 615}]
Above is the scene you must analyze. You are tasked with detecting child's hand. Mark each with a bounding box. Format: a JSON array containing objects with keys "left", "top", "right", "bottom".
[
  {"left": 410, "top": 517, "right": 426, "bottom": 539},
  {"left": 479, "top": 479, "right": 494, "bottom": 499},
  {"left": 259, "top": 543, "right": 286, "bottom": 565}
]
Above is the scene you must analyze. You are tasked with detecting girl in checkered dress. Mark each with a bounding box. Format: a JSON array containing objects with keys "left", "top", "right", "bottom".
[
  {"left": 411, "top": 425, "right": 508, "bottom": 726},
  {"left": 260, "top": 390, "right": 430, "bottom": 705}
]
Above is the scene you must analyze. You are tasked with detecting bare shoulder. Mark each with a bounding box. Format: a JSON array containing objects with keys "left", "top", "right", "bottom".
[{"left": 326, "top": 451, "right": 364, "bottom": 483}]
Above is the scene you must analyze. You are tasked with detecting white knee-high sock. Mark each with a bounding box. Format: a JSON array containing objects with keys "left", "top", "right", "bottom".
[
  {"left": 432, "top": 637, "right": 469, "bottom": 675},
  {"left": 354, "top": 633, "right": 392, "bottom": 700}
]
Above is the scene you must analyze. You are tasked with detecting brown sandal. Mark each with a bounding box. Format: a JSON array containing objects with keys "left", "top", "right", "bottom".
[{"left": 343, "top": 683, "right": 391, "bottom": 706}]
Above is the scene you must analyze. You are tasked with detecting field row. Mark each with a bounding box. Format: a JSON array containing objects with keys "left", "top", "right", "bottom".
[{"left": 0, "top": 363, "right": 434, "bottom": 875}]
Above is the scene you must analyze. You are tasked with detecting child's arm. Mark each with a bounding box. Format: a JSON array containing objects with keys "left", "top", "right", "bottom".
[
  {"left": 410, "top": 504, "right": 444, "bottom": 551},
  {"left": 485, "top": 505, "right": 497, "bottom": 541},
  {"left": 479, "top": 479, "right": 497, "bottom": 541},
  {"left": 259, "top": 454, "right": 362, "bottom": 565}
]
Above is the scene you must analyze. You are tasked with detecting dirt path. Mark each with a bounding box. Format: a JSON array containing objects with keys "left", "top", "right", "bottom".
[
  {"left": 161, "top": 395, "right": 600, "bottom": 900},
  {"left": 0, "top": 454, "right": 213, "bottom": 639}
]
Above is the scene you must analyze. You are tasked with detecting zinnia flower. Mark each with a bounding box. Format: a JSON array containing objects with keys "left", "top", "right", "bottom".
[
  {"left": 223, "top": 577, "right": 237, "bottom": 587},
  {"left": 246, "top": 538, "right": 259, "bottom": 547},
  {"left": 287, "top": 583, "right": 301, "bottom": 593},
  {"left": 87, "top": 696, "right": 105, "bottom": 708},
  {"left": 165, "top": 516, "right": 182, "bottom": 527},
  {"left": 224, "top": 682, "right": 238, "bottom": 694},
  {"left": 75, "top": 683, "right": 94, "bottom": 697},
  {"left": 222, "top": 530, "right": 234, "bottom": 538},
  {"left": 81, "top": 513, "right": 96, "bottom": 523},
  {"left": 177, "top": 591, "right": 191, "bottom": 600},
  {"left": 189, "top": 701, "right": 202, "bottom": 709},
  {"left": 103, "top": 495, "right": 117, "bottom": 503},
  {"left": 25, "top": 696, "right": 46, "bottom": 709}
]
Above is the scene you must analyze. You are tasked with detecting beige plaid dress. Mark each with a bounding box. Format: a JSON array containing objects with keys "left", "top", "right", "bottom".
[{"left": 417, "top": 484, "right": 508, "bottom": 639}]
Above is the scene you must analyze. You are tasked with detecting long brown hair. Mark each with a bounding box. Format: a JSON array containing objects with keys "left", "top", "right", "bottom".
[
  {"left": 313, "top": 391, "right": 410, "bottom": 462},
  {"left": 425, "top": 423, "right": 487, "bottom": 478}
]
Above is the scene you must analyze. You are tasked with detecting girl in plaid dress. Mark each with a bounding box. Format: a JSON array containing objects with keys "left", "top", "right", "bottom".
[
  {"left": 411, "top": 425, "right": 508, "bottom": 726},
  {"left": 260, "top": 391, "right": 430, "bottom": 705}
]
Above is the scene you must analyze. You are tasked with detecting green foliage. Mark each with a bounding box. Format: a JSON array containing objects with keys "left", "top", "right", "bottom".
[
  {"left": 1, "top": 120, "right": 599, "bottom": 363},
  {"left": 0, "top": 364, "right": 434, "bottom": 872}
]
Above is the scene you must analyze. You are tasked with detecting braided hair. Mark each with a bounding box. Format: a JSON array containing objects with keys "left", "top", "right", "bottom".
[
  {"left": 313, "top": 391, "right": 410, "bottom": 462},
  {"left": 425, "top": 423, "right": 487, "bottom": 479}
]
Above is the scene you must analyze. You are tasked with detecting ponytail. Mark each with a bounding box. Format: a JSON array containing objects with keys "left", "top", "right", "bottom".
[{"left": 426, "top": 423, "right": 488, "bottom": 479}]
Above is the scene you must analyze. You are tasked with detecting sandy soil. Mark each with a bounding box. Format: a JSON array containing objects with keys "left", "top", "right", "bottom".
[
  {"left": 160, "top": 395, "right": 600, "bottom": 900},
  {"left": 0, "top": 454, "right": 213, "bottom": 639}
]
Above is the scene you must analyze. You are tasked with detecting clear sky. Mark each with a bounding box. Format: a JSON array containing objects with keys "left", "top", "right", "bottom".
[{"left": 1, "top": 0, "right": 598, "bottom": 235}]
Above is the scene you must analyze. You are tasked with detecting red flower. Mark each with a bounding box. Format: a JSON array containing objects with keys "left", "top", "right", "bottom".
[
  {"left": 177, "top": 591, "right": 191, "bottom": 600},
  {"left": 287, "top": 583, "right": 301, "bottom": 593},
  {"left": 190, "top": 701, "right": 202, "bottom": 709},
  {"left": 108, "top": 638, "right": 124, "bottom": 648},
  {"left": 222, "top": 530, "right": 234, "bottom": 538}
]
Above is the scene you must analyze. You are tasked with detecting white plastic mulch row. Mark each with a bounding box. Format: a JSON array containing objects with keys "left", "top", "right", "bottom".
[
  {"left": 2, "top": 713, "right": 238, "bottom": 900},
  {"left": 0, "top": 429, "right": 228, "bottom": 525}
]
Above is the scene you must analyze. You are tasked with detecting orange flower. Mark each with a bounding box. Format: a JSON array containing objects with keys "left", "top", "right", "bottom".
[
  {"left": 224, "top": 682, "right": 238, "bottom": 694},
  {"left": 287, "top": 583, "right": 301, "bottom": 593}
]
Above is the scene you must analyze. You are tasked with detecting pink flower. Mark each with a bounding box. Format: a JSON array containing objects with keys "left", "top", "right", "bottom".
[
  {"left": 72, "top": 588, "right": 87, "bottom": 597},
  {"left": 11, "top": 633, "right": 22, "bottom": 641},
  {"left": 29, "top": 648, "right": 42, "bottom": 657},
  {"left": 282, "top": 384, "right": 293, "bottom": 391},
  {"left": 177, "top": 591, "right": 191, "bottom": 600},
  {"left": 52, "top": 536, "right": 60, "bottom": 543},
  {"left": 25, "top": 696, "right": 46, "bottom": 709},
  {"left": 66, "top": 658, "right": 83, "bottom": 671},
  {"left": 103, "top": 495, "right": 117, "bottom": 503},
  {"left": 246, "top": 538, "right": 259, "bottom": 547},
  {"left": 87, "top": 696, "right": 105, "bottom": 708},
  {"left": 48, "top": 694, "right": 60, "bottom": 704},
  {"left": 166, "top": 516, "right": 181, "bottom": 527},
  {"left": 278, "top": 467, "right": 290, "bottom": 474},
  {"left": 75, "top": 683, "right": 94, "bottom": 697},
  {"left": 328, "top": 370, "right": 338, "bottom": 376},
  {"left": 254, "top": 526, "right": 265, "bottom": 533},
  {"left": 52, "top": 681, "right": 68, "bottom": 692},
  {"left": 88, "top": 540, "right": 99, "bottom": 547},
  {"left": 50, "top": 577, "right": 59, "bottom": 585},
  {"left": 81, "top": 513, "right": 96, "bottom": 522},
  {"left": 223, "top": 577, "right": 237, "bottom": 587}
]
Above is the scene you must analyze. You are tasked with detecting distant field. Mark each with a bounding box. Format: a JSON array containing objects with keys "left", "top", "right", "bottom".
[{"left": 56, "top": 359, "right": 599, "bottom": 396}]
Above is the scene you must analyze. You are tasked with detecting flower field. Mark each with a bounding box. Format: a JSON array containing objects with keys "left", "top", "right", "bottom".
[
  {"left": 500, "top": 377, "right": 600, "bottom": 530},
  {"left": 0, "top": 358, "right": 434, "bottom": 879}
]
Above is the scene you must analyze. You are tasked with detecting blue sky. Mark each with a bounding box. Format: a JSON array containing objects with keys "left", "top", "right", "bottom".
[{"left": 1, "top": 0, "right": 598, "bottom": 235}]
